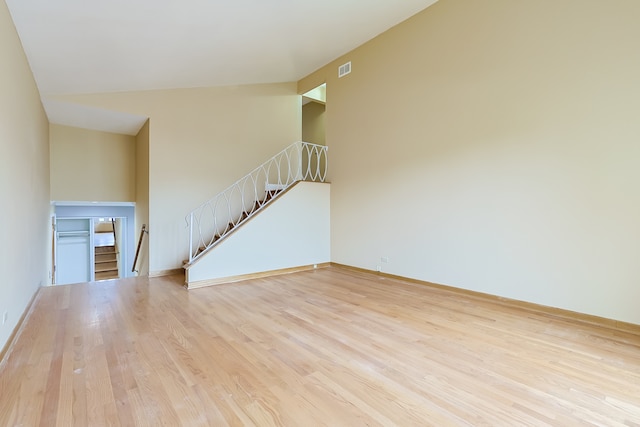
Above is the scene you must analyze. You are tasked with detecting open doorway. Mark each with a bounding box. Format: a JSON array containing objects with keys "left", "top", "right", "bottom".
[
  {"left": 52, "top": 202, "right": 136, "bottom": 285},
  {"left": 302, "top": 83, "right": 326, "bottom": 145},
  {"left": 94, "top": 217, "right": 124, "bottom": 281}
]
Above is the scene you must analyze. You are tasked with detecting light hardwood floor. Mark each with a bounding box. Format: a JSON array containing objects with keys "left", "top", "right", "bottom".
[{"left": 1, "top": 266, "right": 639, "bottom": 426}]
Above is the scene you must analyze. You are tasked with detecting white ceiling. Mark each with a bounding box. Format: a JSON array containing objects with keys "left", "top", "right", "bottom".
[{"left": 6, "top": 0, "right": 438, "bottom": 134}]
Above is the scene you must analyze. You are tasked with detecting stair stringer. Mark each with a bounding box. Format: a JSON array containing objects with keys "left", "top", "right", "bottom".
[{"left": 184, "top": 181, "right": 330, "bottom": 288}]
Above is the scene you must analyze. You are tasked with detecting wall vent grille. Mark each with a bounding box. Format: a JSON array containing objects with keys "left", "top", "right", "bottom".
[{"left": 338, "top": 61, "right": 351, "bottom": 78}]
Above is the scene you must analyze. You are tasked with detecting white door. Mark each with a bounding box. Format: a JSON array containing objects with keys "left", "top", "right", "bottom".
[{"left": 55, "top": 218, "right": 93, "bottom": 285}]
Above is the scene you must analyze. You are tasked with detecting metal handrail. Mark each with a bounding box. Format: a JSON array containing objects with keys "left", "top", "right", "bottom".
[
  {"left": 185, "top": 141, "right": 328, "bottom": 264},
  {"left": 111, "top": 218, "right": 117, "bottom": 249},
  {"left": 132, "top": 224, "right": 148, "bottom": 273}
]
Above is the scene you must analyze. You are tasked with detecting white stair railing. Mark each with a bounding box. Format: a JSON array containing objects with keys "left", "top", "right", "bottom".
[{"left": 186, "top": 141, "right": 328, "bottom": 264}]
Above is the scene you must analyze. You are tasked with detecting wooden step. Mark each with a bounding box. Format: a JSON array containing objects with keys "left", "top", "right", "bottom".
[
  {"left": 95, "top": 253, "right": 117, "bottom": 263},
  {"left": 95, "top": 244, "right": 118, "bottom": 280},
  {"left": 95, "top": 245, "right": 116, "bottom": 254},
  {"left": 95, "top": 261, "right": 118, "bottom": 271},
  {"left": 95, "top": 270, "right": 119, "bottom": 281}
]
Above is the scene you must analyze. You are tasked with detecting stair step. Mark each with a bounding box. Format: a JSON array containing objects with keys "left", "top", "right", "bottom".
[
  {"left": 95, "top": 261, "right": 118, "bottom": 271},
  {"left": 95, "top": 270, "right": 119, "bottom": 281},
  {"left": 95, "top": 249, "right": 116, "bottom": 254},
  {"left": 95, "top": 245, "right": 116, "bottom": 254},
  {"left": 95, "top": 253, "right": 117, "bottom": 262},
  {"left": 95, "top": 243, "right": 118, "bottom": 280}
]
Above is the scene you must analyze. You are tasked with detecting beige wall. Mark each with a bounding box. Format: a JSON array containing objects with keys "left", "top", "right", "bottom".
[
  {"left": 52, "top": 83, "right": 301, "bottom": 273},
  {"left": 299, "top": 0, "right": 640, "bottom": 325},
  {"left": 50, "top": 124, "right": 136, "bottom": 202},
  {"left": 134, "top": 120, "right": 150, "bottom": 276},
  {"left": 302, "top": 102, "right": 326, "bottom": 146},
  {"left": 0, "top": 1, "right": 50, "bottom": 351}
]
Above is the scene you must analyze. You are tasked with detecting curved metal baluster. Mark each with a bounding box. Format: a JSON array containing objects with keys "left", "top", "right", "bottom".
[{"left": 185, "top": 141, "right": 329, "bottom": 263}]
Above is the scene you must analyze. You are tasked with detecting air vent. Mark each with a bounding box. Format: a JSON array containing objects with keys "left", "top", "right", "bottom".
[{"left": 338, "top": 61, "right": 351, "bottom": 78}]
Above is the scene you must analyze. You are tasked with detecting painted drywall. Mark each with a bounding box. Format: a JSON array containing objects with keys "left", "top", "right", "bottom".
[
  {"left": 51, "top": 83, "right": 301, "bottom": 274},
  {"left": 135, "top": 120, "right": 150, "bottom": 276},
  {"left": 303, "top": 84, "right": 326, "bottom": 104},
  {"left": 50, "top": 124, "right": 136, "bottom": 202},
  {"left": 0, "top": 1, "right": 50, "bottom": 351},
  {"left": 299, "top": 0, "right": 640, "bottom": 325},
  {"left": 302, "top": 102, "right": 326, "bottom": 146},
  {"left": 94, "top": 221, "right": 113, "bottom": 233},
  {"left": 186, "top": 182, "right": 330, "bottom": 284}
]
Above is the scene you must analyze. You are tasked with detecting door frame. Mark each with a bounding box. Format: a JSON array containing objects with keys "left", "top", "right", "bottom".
[{"left": 52, "top": 202, "right": 136, "bottom": 281}]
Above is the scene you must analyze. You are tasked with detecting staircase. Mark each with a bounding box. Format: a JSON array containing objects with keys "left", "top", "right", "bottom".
[
  {"left": 185, "top": 181, "right": 331, "bottom": 288},
  {"left": 190, "top": 188, "right": 283, "bottom": 259},
  {"left": 185, "top": 141, "right": 328, "bottom": 266},
  {"left": 95, "top": 245, "right": 119, "bottom": 280}
]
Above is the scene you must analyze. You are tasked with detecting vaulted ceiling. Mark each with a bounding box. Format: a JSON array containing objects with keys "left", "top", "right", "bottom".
[{"left": 7, "top": 0, "right": 438, "bottom": 133}]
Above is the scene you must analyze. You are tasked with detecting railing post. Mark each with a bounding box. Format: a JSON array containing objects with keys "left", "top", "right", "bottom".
[
  {"left": 188, "top": 212, "right": 194, "bottom": 263},
  {"left": 322, "top": 145, "right": 328, "bottom": 182},
  {"left": 297, "top": 141, "right": 304, "bottom": 181}
]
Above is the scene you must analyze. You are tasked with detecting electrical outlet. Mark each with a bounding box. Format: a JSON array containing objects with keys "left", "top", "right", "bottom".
[
  {"left": 381, "top": 257, "right": 389, "bottom": 263},
  {"left": 2, "top": 311, "right": 7, "bottom": 325}
]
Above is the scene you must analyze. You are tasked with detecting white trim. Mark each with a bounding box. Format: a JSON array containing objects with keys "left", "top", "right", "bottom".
[
  {"left": 53, "top": 203, "right": 136, "bottom": 278},
  {"left": 52, "top": 201, "right": 135, "bottom": 207}
]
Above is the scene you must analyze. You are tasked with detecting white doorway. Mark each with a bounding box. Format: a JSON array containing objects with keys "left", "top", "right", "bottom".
[{"left": 52, "top": 202, "right": 136, "bottom": 285}]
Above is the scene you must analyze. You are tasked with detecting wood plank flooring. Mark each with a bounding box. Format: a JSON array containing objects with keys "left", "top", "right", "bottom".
[{"left": 1, "top": 266, "right": 639, "bottom": 426}]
